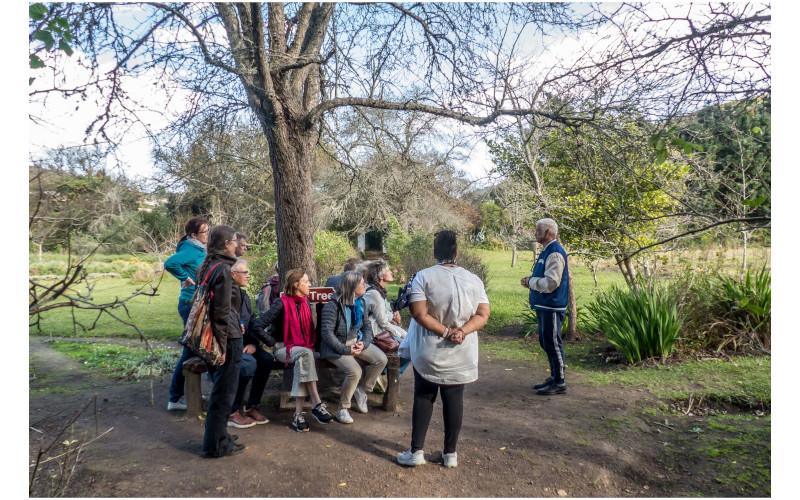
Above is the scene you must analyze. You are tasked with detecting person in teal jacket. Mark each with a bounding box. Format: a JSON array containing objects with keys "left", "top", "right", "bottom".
[{"left": 165, "top": 217, "right": 209, "bottom": 411}]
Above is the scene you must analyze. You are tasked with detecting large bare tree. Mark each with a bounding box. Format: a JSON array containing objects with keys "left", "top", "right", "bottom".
[{"left": 30, "top": 2, "right": 769, "bottom": 281}]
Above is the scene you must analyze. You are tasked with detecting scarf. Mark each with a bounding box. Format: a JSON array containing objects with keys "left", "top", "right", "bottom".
[{"left": 281, "top": 294, "right": 314, "bottom": 363}]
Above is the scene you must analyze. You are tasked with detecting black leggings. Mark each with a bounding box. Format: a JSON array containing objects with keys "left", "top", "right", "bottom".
[{"left": 411, "top": 368, "right": 465, "bottom": 454}]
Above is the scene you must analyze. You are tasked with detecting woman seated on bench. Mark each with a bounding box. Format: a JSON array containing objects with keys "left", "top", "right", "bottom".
[
  {"left": 320, "top": 271, "right": 388, "bottom": 424},
  {"left": 264, "top": 268, "right": 334, "bottom": 432}
]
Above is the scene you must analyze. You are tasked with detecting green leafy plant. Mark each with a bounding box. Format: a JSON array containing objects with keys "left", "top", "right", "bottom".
[
  {"left": 670, "top": 265, "right": 771, "bottom": 354},
  {"left": 314, "top": 230, "right": 357, "bottom": 283},
  {"left": 586, "top": 283, "right": 682, "bottom": 363}
]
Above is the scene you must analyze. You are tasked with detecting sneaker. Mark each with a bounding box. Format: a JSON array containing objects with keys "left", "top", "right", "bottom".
[
  {"left": 353, "top": 387, "right": 369, "bottom": 414},
  {"left": 536, "top": 382, "right": 567, "bottom": 396},
  {"left": 167, "top": 398, "right": 187, "bottom": 411},
  {"left": 228, "top": 412, "right": 257, "bottom": 429},
  {"left": 312, "top": 402, "right": 334, "bottom": 424},
  {"left": 290, "top": 412, "right": 310, "bottom": 432},
  {"left": 396, "top": 449, "right": 426, "bottom": 467},
  {"left": 335, "top": 408, "right": 354, "bottom": 424},
  {"left": 443, "top": 452, "right": 458, "bottom": 468},
  {"left": 533, "top": 377, "right": 554, "bottom": 391},
  {"left": 245, "top": 406, "right": 269, "bottom": 425}
]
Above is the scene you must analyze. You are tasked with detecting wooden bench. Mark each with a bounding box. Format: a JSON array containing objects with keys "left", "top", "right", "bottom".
[
  {"left": 182, "top": 352, "right": 402, "bottom": 418},
  {"left": 278, "top": 353, "right": 401, "bottom": 412}
]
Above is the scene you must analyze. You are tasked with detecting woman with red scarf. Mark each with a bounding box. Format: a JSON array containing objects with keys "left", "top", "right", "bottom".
[{"left": 264, "top": 269, "right": 334, "bottom": 431}]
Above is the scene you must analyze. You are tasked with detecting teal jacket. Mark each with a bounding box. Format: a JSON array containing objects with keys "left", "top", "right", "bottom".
[{"left": 164, "top": 238, "right": 207, "bottom": 303}]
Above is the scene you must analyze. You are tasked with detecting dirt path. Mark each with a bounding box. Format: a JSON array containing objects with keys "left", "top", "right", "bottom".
[{"left": 29, "top": 337, "right": 769, "bottom": 497}]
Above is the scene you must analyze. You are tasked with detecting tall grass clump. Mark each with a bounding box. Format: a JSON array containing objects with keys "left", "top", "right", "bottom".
[
  {"left": 674, "top": 265, "right": 771, "bottom": 353},
  {"left": 586, "top": 283, "right": 682, "bottom": 363}
]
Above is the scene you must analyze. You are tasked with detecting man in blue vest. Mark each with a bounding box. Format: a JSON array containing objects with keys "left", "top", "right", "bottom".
[{"left": 520, "top": 218, "right": 570, "bottom": 395}]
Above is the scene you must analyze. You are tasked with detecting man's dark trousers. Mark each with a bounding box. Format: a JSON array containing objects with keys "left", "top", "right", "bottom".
[{"left": 537, "top": 310, "right": 566, "bottom": 384}]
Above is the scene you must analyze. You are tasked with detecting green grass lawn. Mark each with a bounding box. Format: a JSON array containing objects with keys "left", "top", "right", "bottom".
[{"left": 31, "top": 277, "right": 185, "bottom": 341}]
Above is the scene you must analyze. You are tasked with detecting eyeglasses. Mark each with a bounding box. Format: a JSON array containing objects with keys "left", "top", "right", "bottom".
[{"left": 233, "top": 270, "right": 250, "bottom": 275}]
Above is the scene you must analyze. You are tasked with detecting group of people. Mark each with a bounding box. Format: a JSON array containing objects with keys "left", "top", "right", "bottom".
[{"left": 162, "top": 216, "right": 570, "bottom": 468}]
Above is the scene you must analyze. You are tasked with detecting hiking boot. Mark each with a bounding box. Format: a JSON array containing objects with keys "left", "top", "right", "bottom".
[
  {"left": 353, "top": 387, "right": 369, "bottom": 414},
  {"left": 335, "top": 408, "right": 354, "bottom": 424},
  {"left": 226, "top": 441, "right": 246, "bottom": 456},
  {"left": 536, "top": 382, "right": 567, "bottom": 396},
  {"left": 290, "top": 412, "right": 310, "bottom": 432},
  {"left": 228, "top": 412, "right": 257, "bottom": 429},
  {"left": 167, "top": 397, "right": 187, "bottom": 411},
  {"left": 245, "top": 406, "right": 269, "bottom": 425},
  {"left": 396, "top": 449, "right": 426, "bottom": 467},
  {"left": 443, "top": 452, "right": 458, "bottom": 468},
  {"left": 312, "top": 402, "right": 334, "bottom": 424},
  {"left": 533, "top": 377, "right": 554, "bottom": 391}
]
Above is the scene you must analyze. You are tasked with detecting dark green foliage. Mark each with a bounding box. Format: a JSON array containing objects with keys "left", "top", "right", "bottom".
[
  {"left": 586, "top": 283, "right": 682, "bottom": 363},
  {"left": 673, "top": 266, "right": 771, "bottom": 353}
]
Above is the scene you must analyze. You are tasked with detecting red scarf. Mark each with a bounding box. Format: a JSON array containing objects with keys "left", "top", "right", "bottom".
[{"left": 281, "top": 294, "right": 315, "bottom": 362}]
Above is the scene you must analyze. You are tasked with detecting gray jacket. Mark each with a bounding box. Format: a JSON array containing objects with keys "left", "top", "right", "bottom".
[{"left": 319, "top": 299, "right": 374, "bottom": 360}]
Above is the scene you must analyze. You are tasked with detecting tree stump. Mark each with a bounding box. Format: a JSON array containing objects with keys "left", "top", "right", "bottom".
[
  {"left": 182, "top": 357, "right": 208, "bottom": 419},
  {"left": 382, "top": 354, "right": 400, "bottom": 412}
]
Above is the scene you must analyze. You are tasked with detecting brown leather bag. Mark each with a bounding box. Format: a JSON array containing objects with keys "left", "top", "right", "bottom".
[{"left": 373, "top": 330, "right": 399, "bottom": 353}]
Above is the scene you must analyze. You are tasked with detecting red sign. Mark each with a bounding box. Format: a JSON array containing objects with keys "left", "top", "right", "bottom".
[{"left": 307, "top": 287, "right": 336, "bottom": 304}]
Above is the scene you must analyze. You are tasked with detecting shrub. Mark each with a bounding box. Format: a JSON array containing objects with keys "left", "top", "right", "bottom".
[
  {"left": 247, "top": 240, "right": 278, "bottom": 287},
  {"left": 673, "top": 266, "right": 771, "bottom": 353},
  {"left": 586, "top": 283, "right": 682, "bottom": 363},
  {"left": 314, "top": 230, "right": 357, "bottom": 283},
  {"left": 398, "top": 233, "right": 434, "bottom": 278},
  {"left": 458, "top": 248, "right": 490, "bottom": 290}
]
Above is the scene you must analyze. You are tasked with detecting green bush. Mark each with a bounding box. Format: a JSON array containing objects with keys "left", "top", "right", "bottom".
[
  {"left": 674, "top": 266, "right": 771, "bottom": 353},
  {"left": 314, "top": 230, "right": 357, "bottom": 283},
  {"left": 247, "top": 240, "right": 278, "bottom": 287},
  {"left": 586, "top": 283, "right": 682, "bottom": 363},
  {"left": 458, "top": 248, "right": 490, "bottom": 289}
]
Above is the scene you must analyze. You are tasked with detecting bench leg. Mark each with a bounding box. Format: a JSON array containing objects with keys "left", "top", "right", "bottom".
[
  {"left": 183, "top": 368, "right": 203, "bottom": 419},
  {"left": 383, "top": 356, "right": 400, "bottom": 412}
]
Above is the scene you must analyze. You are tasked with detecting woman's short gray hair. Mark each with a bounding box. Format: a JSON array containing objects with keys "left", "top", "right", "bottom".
[
  {"left": 536, "top": 218, "right": 559, "bottom": 237},
  {"left": 338, "top": 271, "right": 363, "bottom": 305}
]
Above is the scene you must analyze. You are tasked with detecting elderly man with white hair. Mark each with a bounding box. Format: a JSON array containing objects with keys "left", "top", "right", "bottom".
[{"left": 519, "top": 218, "right": 570, "bottom": 395}]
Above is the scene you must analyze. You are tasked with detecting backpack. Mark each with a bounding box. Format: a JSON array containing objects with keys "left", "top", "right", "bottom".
[
  {"left": 180, "top": 262, "right": 226, "bottom": 367},
  {"left": 255, "top": 274, "right": 281, "bottom": 316},
  {"left": 393, "top": 273, "right": 417, "bottom": 312}
]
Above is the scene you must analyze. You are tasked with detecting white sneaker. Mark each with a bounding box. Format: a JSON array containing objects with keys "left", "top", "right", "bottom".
[
  {"left": 167, "top": 398, "right": 187, "bottom": 411},
  {"left": 443, "top": 452, "right": 458, "bottom": 468},
  {"left": 396, "top": 449, "right": 426, "bottom": 467},
  {"left": 353, "top": 387, "right": 368, "bottom": 414},
  {"left": 335, "top": 408, "right": 354, "bottom": 424}
]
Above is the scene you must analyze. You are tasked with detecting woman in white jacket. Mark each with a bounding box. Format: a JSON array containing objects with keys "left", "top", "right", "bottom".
[{"left": 362, "top": 260, "right": 407, "bottom": 342}]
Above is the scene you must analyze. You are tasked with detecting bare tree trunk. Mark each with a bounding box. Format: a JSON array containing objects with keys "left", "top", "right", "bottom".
[
  {"left": 566, "top": 266, "right": 578, "bottom": 341},
  {"left": 615, "top": 254, "right": 636, "bottom": 290},
  {"left": 511, "top": 242, "right": 517, "bottom": 268},
  {"left": 742, "top": 230, "right": 749, "bottom": 275},
  {"left": 264, "top": 123, "right": 318, "bottom": 283}
]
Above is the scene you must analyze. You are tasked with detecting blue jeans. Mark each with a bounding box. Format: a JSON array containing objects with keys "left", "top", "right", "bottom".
[{"left": 168, "top": 300, "right": 194, "bottom": 403}]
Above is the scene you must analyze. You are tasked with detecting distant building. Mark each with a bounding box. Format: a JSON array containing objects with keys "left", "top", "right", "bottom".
[{"left": 356, "top": 229, "right": 387, "bottom": 258}]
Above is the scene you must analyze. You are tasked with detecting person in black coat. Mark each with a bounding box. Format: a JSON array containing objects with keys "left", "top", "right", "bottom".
[{"left": 198, "top": 225, "right": 244, "bottom": 458}]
